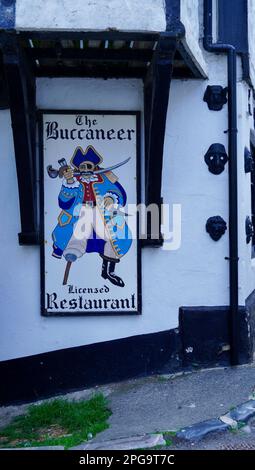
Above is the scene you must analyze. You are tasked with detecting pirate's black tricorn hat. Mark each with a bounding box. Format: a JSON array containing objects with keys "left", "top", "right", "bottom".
[{"left": 71, "top": 145, "right": 103, "bottom": 169}]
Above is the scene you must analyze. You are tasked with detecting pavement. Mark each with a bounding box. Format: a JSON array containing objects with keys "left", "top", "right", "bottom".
[{"left": 1, "top": 362, "right": 255, "bottom": 450}]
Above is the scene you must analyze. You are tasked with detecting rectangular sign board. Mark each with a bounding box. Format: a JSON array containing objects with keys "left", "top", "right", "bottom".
[{"left": 40, "top": 111, "right": 141, "bottom": 315}]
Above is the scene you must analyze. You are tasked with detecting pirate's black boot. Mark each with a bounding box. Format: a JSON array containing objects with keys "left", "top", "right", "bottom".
[
  {"left": 101, "top": 256, "right": 125, "bottom": 287},
  {"left": 101, "top": 257, "right": 108, "bottom": 280}
]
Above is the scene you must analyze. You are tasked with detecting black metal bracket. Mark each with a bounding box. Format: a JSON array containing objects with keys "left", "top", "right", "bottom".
[
  {"left": 244, "top": 147, "right": 253, "bottom": 173},
  {"left": 206, "top": 216, "right": 227, "bottom": 241},
  {"left": 246, "top": 216, "right": 253, "bottom": 244},
  {"left": 203, "top": 85, "right": 228, "bottom": 111},
  {"left": 144, "top": 33, "right": 177, "bottom": 246},
  {"left": 1, "top": 33, "right": 38, "bottom": 245}
]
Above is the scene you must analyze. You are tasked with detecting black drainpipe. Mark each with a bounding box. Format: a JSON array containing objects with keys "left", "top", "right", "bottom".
[{"left": 203, "top": 0, "right": 239, "bottom": 365}]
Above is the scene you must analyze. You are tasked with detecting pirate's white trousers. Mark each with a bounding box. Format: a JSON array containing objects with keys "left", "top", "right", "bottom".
[{"left": 63, "top": 206, "right": 118, "bottom": 260}]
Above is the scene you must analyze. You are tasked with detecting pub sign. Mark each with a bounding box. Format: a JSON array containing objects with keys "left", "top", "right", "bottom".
[{"left": 40, "top": 111, "right": 141, "bottom": 315}]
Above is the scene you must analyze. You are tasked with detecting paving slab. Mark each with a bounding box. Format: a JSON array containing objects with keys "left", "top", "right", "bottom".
[
  {"left": 71, "top": 434, "right": 165, "bottom": 450},
  {"left": 176, "top": 418, "right": 229, "bottom": 441},
  {"left": 226, "top": 400, "right": 255, "bottom": 423}
]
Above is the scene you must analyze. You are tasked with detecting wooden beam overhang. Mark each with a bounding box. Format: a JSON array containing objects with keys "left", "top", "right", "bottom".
[
  {"left": 19, "top": 31, "right": 159, "bottom": 42},
  {"left": 27, "top": 47, "right": 153, "bottom": 62},
  {"left": 0, "top": 25, "right": 191, "bottom": 248},
  {"left": 1, "top": 34, "right": 38, "bottom": 245},
  {"left": 143, "top": 33, "right": 178, "bottom": 246}
]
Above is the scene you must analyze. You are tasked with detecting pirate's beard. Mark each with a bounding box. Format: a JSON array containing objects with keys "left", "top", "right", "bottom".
[{"left": 79, "top": 174, "right": 99, "bottom": 183}]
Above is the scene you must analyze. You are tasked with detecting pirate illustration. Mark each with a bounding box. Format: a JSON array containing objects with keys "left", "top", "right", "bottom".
[{"left": 48, "top": 145, "right": 132, "bottom": 287}]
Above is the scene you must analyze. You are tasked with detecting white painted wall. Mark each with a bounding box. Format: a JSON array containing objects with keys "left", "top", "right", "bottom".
[
  {"left": 15, "top": 0, "right": 166, "bottom": 32},
  {"left": 236, "top": 81, "right": 255, "bottom": 303},
  {"left": 0, "top": 64, "right": 238, "bottom": 361},
  {"left": 180, "top": 0, "right": 208, "bottom": 77},
  {"left": 248, "top": 0, "right": 255, "bottom": 90}
]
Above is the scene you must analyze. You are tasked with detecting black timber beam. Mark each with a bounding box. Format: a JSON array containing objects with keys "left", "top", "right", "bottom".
[
  {"left": 26, "top": 48, "right": 153, "bottom": 62},
  {"left": 19, "top": 31, "right": 159, "bottom": 42},
  {"left": 0, "top": 51, "right": 9, "bottom": 109},
  {"left": 35, "top": 66, "right": 146, "bottom": 79},
  {"left": 144, "top": 34, "right": 177, "bottom": 246},
  {"left": 165, "top": 0, "right": 181, "bottom": 31},
  {"left": 1, "top": 34, "right": 38, "bottom": 245}
]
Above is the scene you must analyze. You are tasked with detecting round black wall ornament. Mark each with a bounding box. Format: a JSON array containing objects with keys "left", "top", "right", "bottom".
[
  {"left": 206, "top": 216, "right": 227, "bottom": 241},
  {"left": 203, "top": 85, "right": 228, "bottom": 111},
  {"left": 246, "top": 216, "right": 253, "bottom": 244},
  {"left": 204, "top": 144, "right": 228, "bottom": 175}
]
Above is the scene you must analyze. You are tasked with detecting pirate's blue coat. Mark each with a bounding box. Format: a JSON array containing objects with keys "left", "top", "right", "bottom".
[{"left": 52, "top": 174, "right": 132, "bottom": 259}]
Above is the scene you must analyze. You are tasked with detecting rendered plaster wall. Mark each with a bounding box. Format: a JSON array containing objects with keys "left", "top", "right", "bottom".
[
  {"left": 15, "top": 0, "right": 166, "bottom": 32},
  {"left": 180, "top": 0, "right": 208, "bottom": 77},
  {"left": 248, "top": 0, "right": 255, "bottom": 90},
  {"left": 236, "top": 80, "right": 255, "bottom": 304}
]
